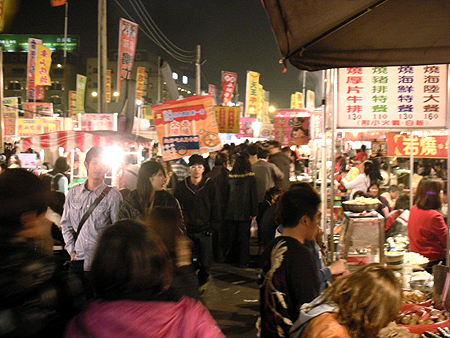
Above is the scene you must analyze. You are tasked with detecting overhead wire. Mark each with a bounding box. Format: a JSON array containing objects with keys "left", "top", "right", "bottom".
[
  {"left": 113, "top": 0, "right": 196, "bottom": 63},
  {"left": 134, "top": 0, "right": 196, "bottom": 56},
  {"left": 128, "top": 0, "right": 195, "bottom": 62}
]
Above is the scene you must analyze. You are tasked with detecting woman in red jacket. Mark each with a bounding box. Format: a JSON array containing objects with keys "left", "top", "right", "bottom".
[{"left": 408, "top": 178, "right": 447, "bottom": 272}]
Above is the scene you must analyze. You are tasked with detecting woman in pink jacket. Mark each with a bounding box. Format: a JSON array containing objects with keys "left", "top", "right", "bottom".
[
  {"left": 64, "top": 220, "right": 225, "bottom": 338},
  {"left": 408, "top": 178, "right": 447, "bottom": 272}
]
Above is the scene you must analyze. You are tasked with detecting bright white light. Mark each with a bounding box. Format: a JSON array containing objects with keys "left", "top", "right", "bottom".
[
  {"left": 182, "top": 75, "right": 188, "bottom": 84},
  {"left": 172, "top": 72, "right": 178, "bottom": 80},
  {"left": 269, "top": 106, "right": 276, "bottom": 113},
  {"left": 136, "top": 99, "right": 142, "bottom": 106},
  {"left": 227, "top": 102, "right": 235, "bottom": 107},
  {"left": 56, "top": 64, "right": 62, "bottom": 68},
  {"left": 187, "top": 91, "right": 191, "bottom": 94},
  {"left": 92, "top": 91, "right": 98, "bottom": 97},
  {"left": 103, "top": 146, "right": 124, "bottom": 168},
  {"left": 113, "top": 91, "right": 119, "bottom": 97},
  {"left": 252, "top": 121, "right": 262, "bottom": 137}
]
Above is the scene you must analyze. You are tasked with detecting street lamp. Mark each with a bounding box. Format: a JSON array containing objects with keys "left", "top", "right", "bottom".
[{"left": 269, "top": 106, "right": 276, "bottom": 113}]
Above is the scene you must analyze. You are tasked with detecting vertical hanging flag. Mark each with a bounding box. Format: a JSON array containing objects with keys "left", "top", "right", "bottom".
[
  {"left": 296, "top": 92, "right": 304, "bottom": 109},
  {"left": 306, "top": 90, "right": 315, "bottom": 110},
  {"left": 135, "top": 67, "right": 146, "bottom": 102},
  {"left": 50, "top": 0, "right": 66, "bottom": 6},
  {"left": 76, "top": 74, "right": 87, "bottom": 113},
  {"left": 208, "top": 84, "right": 217, "bottom": 105},
  {"left": 245, "top": 71, "right": 260, "bottom": 117},
  {"left": 35, "top": 45, "right": 52, "bottom": 86},
  {"left": 27, "top": 38, "right": 45, "bottom": 100},
  {"left": 117, "top": 18, "right": 138, "bottom": 94},
  {"left": 106, "top": 70, "right": 111, "bottom": 103},
  {"left": 220, "top": 71, "right": 237, "bottom": 106}
]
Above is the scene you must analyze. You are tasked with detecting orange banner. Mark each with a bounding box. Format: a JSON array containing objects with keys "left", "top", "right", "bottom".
[
  {"left": 50, "top": 0, "right": 66, "bottom": 6},
  {"left": 117, "top": 18, "right": 138, "bottom": 94},
  {"left": 245, "top": 71, "right": 260, "bottom": 117},
  {"left": 386, "top": 133, "right": 449, "bottom": 158},
  {"left": 135, "top": 67, "right": 146, "bottom": 102},
  {"left": 35, "top": 44, "right": 52, "bottom": 86},
  {"left": 151, "top": 95, "right": 221, "bottom": 161},
  {"left": 214, "top": 106, "right": 240, "bottom": 134}
]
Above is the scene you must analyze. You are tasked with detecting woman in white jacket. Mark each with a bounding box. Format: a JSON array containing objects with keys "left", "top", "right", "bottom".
[{"left": 341, "top": 160, "right": 373, "bottom": 199}]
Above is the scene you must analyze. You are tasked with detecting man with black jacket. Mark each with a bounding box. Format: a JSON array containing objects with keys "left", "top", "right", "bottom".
[{"left": 174, "top": 154, "right": 221, "bottom": 293}]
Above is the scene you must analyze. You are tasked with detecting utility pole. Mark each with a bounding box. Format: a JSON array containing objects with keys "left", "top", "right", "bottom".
[
  {"left": 0, "top": 48, "right": 3, "bottom": 154},
  {"left": 195, "top": 45, "right": 201, "bottom": 95},
  {"left": 97, "top": 0, "right": 108, "bottom": 113},
  {"left": 62, "top": 1, "right": 69, "bottom": 116}
]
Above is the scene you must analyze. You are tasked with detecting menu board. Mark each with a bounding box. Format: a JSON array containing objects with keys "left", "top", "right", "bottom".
[{"left": 338, "top": 65, "right": 447, "bottom": 129}]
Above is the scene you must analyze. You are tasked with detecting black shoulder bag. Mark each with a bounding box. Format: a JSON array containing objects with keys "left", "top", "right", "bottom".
[{"left": 74, "top": 186, "right": 112, "bottom": 242}]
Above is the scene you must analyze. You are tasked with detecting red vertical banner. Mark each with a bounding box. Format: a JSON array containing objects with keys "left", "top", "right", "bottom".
[
  {"left": 27, "top": 38, "right": 45, "bottom": 100},
  {"left": 117, "top": 18, "right": 138, "bottom": 94},
  {"left": 220, "top": 71, "right": 237, "bottom": 106}
]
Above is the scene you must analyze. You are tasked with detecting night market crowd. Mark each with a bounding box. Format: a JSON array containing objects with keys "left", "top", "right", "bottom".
[{"left": 0, "top": 140, "right": 447, "bottom": 338}]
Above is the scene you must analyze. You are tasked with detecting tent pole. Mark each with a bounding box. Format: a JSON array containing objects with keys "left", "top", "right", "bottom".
[{"left": 409, "top": 131, "right": 414, "bottom": 210}]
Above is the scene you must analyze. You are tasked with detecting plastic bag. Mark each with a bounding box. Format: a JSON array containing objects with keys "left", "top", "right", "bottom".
[{"left": 250, "top": 218, "right": 258, "bottom": 238}]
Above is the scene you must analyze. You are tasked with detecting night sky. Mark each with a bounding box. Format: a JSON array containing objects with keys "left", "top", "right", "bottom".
[{"left": 6, "top": 0, "right": 304, "bottom": 108}]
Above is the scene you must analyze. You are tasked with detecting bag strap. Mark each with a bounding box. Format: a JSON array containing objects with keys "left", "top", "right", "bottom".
[{"left": 74, "top": 186, "right": 112, "bottom": 242}]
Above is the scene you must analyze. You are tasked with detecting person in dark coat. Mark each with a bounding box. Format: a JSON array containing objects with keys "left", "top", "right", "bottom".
[
  {"left": 0, "top": 169, "right": 85, "bottom": 338},
  {"left": 268, "top": 140, "right": 291, "bottom": 191},
  {"left": 225, "top": 154, "right": 258, "bottom": 267},
  {"left": 174, "top": 154, "right": 221, "bottom": 291},
  {"left": 205, "top": 152, "right": 230, "bottom": 262},
  {"left": 119, "top": 160, "right": 180, "bottom": 221}
]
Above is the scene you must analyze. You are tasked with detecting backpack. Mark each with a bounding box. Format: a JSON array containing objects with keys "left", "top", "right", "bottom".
[{"left": 40, "top": 172, "right": 64, "bottom": 192}]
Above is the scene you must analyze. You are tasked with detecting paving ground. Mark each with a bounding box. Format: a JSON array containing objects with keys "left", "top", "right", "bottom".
[{"left": 201, "top": 262, "right": 261, "bottom": 338}]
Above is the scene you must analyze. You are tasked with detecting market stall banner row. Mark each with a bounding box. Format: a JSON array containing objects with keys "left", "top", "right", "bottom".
[
  {"left": 386, "top": 133, "right": 448, "bottom": 158},
  {"left": 338, "top": 65, "right": 447, "bottom": 129},
  {"left": 151, "top": 95, "right": 222, "bottom": 161},
  {"left": 19, "top": 130, "right": 152, "bottom": 153}
]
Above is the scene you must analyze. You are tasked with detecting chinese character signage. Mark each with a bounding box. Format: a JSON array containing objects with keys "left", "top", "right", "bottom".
[
  {"left": 135, "top": 67, "right": 146, "bottom": 102},
  {"left": 245, "top": 71, "right": 259, "bottom": 117},
  {"left": 214, "top": 106, "right": 240, "bottom": 134},
  {"left": 291, "top": 92, "right": 304, "bottom": 109},
  {"left": 3, "top": 97, "right": 18, "bottom": 136},
  {"left": 106, "top": 70, "right": 111, "bottom": 103},
  {"left": 27, "top": 38, "right": 45, "bottom": 100},
  {"left": 273, "top": 109, "right": 311, "bottom": 146},
  {"left": 151, "top": 95, "right": 221, "bottom": 161},
  {"left": 221, "top": 71, "right": 237, "bottom": 106},
  {"left": 17, "top": 118, "right": 43, "bottom": 137},
  {"left": 76, "top": 74, "right": 86, "bottom": 113},
  {"left": 117, "top": 18, "right": 138, "bottom": 94},
  {"left": 35, "top": 44, "right": 52, "bottom": 85},
  {"left": 79, "top": 113, "right": 117, "bottom": 131},
  {"left": 23, "top": 102, "right": 53, "bottom": 118},
  {"left": 386, "top": 133, "right": 448, "bottom": 158},
  {"left": 338, "top": 65, "right": 448, "bottom": 129}
]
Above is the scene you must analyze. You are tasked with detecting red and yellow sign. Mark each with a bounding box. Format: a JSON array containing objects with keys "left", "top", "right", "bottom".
[
  {"left": 245, "top": 71, "right": 260, "bottom": 117},
  {"left": 151, "top": 95, "right": 221, "bottom": 161},
  {"left": 35, "top": 44, "right": 52, "bottom": 85},
  {"left": 135, "top": 67, "right": 146, "bottom": 102},
  {"left": 27, "top": 38, "right": 45, "bottom": 100},
  {"left": 23, "top": 102, "right": 53, "bottom": 118},
  {"left": 214, "top": 106, "right": 240, "bottom": 134},
  {"left": 386, "top": 133, "right": 448, "bottom": 158},
  {"left": 17, "top": 118, "right": 43, "bottom": 137}
]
